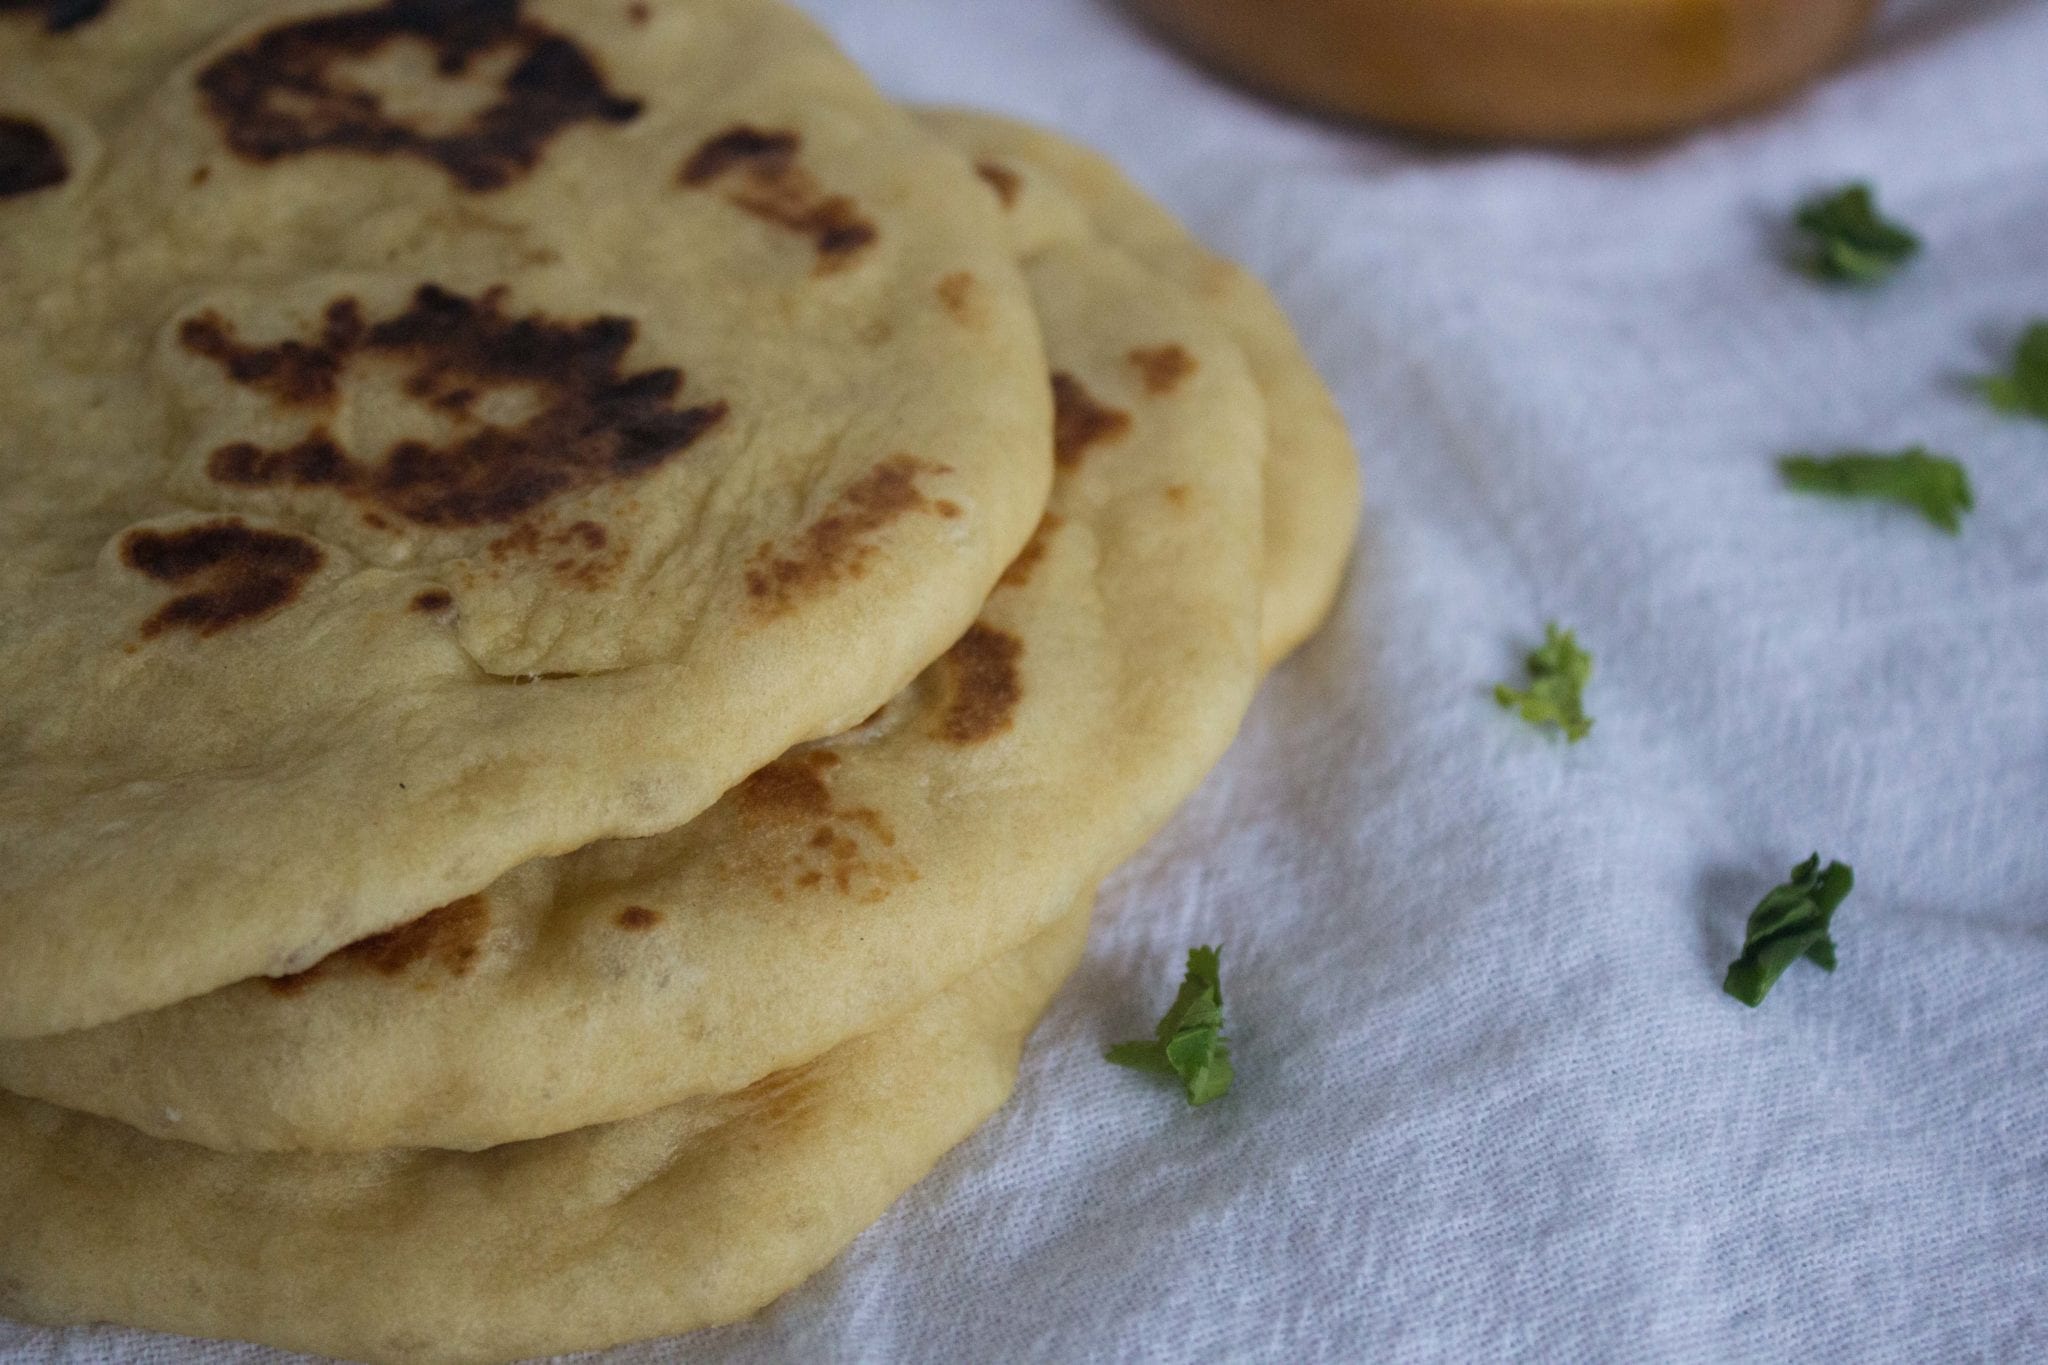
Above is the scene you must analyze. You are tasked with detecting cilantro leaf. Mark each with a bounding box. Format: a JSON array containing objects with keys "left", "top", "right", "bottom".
[
  {"left": 1494, "top": 623, "right": 1593, "bottom": 742},
  {"left": 1778, "top": 447, "right": 1973, "bottom": 533},
  {"left": 1106, "top": 945, "right": 1233, "bottom": 1106},
  {"left": 1974, "top": 321, "right": 2048, "bottom": 421},
  {"left": 1723, "top": 855, "right": 1854, "bottom": 1007},
  {"left": 1793, "top": 183, "right": 1920, "bottom": 284}
]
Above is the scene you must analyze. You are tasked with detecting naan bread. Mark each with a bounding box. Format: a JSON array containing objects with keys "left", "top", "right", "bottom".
[
  {"left": 920, "top": 107, "right": 1360, "bottom": 665},
  {"left": 0, "top": 902, "right": 1091, "bottom": 1365},
  {"left": 0, "top": 229, "right": 1265, "bottom": 1152},
  {"left": 0, "top": 0, "right": 1051, "bottom": 1037}
]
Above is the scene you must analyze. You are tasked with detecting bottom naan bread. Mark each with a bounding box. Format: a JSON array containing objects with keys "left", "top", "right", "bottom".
[{"left": 0, "top": 903, "right": 1091, "bottom": 1365}]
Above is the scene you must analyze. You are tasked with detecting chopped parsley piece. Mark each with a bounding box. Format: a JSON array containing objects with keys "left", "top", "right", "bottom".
[
  {"left": 1779, "top": 447, "right": 1972, "bottom": 533},
  {"left": 1793, "top": 183, "right": 1920, "bottom": 284},
  {"left": 1106, "top": 945, "right": 1232, "bottom": 1106},
  {"left": 1723, "top": 855, "right": 1854, "bottom": 1007},
  {"left": 1494, "top": 623, "right": 1593, "bottom": 742},
  {"left": 1975, "top": 321, "right": 2048, "bottom": 421}
]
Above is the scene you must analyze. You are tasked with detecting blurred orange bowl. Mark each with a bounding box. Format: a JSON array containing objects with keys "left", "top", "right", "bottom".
[{"left": 1127, "top": 0, "right": 1878, "bottom": 142}]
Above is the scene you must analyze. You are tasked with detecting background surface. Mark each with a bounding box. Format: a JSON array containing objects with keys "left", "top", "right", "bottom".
[{"left": 8, "top": 0, "right": 2046, "bottom": 1359}]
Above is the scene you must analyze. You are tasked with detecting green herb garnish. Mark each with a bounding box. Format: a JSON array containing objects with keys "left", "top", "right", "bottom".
[
  {"left": 1793, "top": 183, "right": 1920, "bottom": 284},
  {"left": 1106, "top": 946, "right": 1232, "bottom": 1106},
  {"left": 1779, "top": 447, "right": 1972, "bottom": 533},
  {"left": 1723, "top": 855, "right": 1854, "bottom": 1007},
  {"left": 1974, "top": 321, "right": 2048, "bottom": 421},
  {"left": 1494, "top": 624, "right": 1593, "bottom": 742}
]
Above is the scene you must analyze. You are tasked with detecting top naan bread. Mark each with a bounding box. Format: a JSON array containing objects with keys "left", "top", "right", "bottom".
[
  {"left": 920, "top": 108, "right": 1359, "bottom": 665},
  {"left": 0, "top": 230, "right": 1265, "bottom": 1152},
  {"left": 0, "top": 0, "right": 1051, "bottom": 1038}
]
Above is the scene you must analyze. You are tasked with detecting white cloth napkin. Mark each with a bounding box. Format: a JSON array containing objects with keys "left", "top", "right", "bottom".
[{"left": 8, "top": 0, "right": 2046, "bottom": 1359}]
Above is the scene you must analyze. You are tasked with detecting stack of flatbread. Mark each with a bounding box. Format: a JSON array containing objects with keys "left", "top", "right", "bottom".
[{"left": 0, "top": 2, "right": 1358, "bottom": 1360}]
